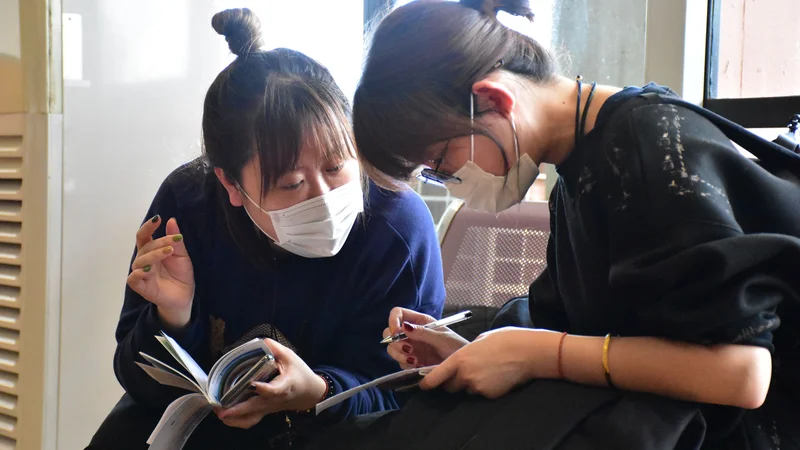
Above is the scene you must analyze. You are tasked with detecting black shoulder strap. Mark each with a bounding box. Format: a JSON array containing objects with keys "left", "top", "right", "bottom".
[{"left": 637, "top": 93, "right": 800, "bottom": 176}]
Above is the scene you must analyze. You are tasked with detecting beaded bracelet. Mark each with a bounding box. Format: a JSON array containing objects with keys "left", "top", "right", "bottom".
[{"left": 557, "top": 332, "right": 568, "bottom": 379}]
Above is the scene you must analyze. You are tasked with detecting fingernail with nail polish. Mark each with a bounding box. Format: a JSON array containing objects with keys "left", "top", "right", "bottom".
[
  {"left": 143, "top": 265, "right": 152, "bottom": 273},
  {"left": 172, "top": 234, "right": 183, "bottom": 242},
  {"left": 403, "top": 322, "right": 414, "bottom": 332},
  {"left": 151, "top": 215, "right": 160, "bottom": 223},
  {"left": 402, "top": 345, "right": 411, "bottom": 354},
  {"left": 406, "top": 357, "right": 415, "bottom": 365},
  {"left": 247, "top": 385, "right": 256, "bottom": 391},
  {"left": 162, "top": 246, "right": 173, "bottom": 254}
]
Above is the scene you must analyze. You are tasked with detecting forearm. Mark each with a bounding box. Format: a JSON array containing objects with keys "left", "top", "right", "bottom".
[{"left": 552, "top": 334, "right": 772, "bottom": 409}]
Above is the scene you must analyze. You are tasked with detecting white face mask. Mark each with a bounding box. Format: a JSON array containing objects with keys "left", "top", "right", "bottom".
[
  {"left": 239, "top": 179, "right": 364, "bottom": 258},
  {"left": 445, "top": 95, "right": 540, "bottom": 214}
]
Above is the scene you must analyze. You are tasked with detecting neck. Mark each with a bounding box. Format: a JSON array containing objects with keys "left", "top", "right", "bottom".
[{"left": 515, "top": 76, "right": 592, "bottom": 166}]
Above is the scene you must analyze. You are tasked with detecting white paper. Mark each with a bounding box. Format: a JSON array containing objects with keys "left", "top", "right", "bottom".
[
  {"left": 147, "top": 393, "right": 211, "bottom": 450},
  {"left": 158, "top": 332, "right": 209, "bottom": 393},
  {"left": 315, "top": 366, "right": 435, "bottom": 415},
  {"left": 136, "top": 362, "right": 200, "bottom": 392},
  {"left": 139, "top": 353, "right": 201, "bottom": 392}
]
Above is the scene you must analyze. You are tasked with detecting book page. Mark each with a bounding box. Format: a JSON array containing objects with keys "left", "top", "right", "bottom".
[
  {"left": 218, "top": 355, "right": 278, "bottom": 408},
  {"left": 315, "top": 366, "right": 436, "bottom": 415},
  {"left": 136, "top": 361, "right": 199, "bottom": 392},
  {"left": 206, "top": 338, "right": 273, "bottom": 405},
  {"left": 157, "top": 332, "right": 209, "bottom": 394},
  {"left": 146, "top": 393, "right": 211, "bottom": 450}
]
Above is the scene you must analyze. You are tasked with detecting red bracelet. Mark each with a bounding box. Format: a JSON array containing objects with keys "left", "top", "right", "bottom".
[{"left": 557, "top": 332, "right": 568, "bottom": 379}]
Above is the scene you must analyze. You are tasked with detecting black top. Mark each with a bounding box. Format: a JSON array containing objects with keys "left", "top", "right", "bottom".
[{"left": 529, "top": 84, "right": 800, "bottom": 448}]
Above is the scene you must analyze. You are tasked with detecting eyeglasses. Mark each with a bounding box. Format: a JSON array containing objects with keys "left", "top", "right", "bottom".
[
  {"left": 417, "top": 141, "right": 462, "bottom": 185},
  {"left": 419, "top": 163, "right": 462, "bottom": 185}
]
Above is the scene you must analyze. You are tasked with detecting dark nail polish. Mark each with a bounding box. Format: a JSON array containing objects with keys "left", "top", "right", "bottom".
[
  {"left": 247, "top": 385, "right": 256, "bottom": 391},
  {"left": 143, "top": 265, "right": 152, "bottom": 273},
  {"left": 172, "top": 234, "right": 183, "bottom": 242},
  {"left": 151, "top": 215, "right": 159, "bottom": 223},
  {"left": 402, "top": 345, "right": 411, "bottom": 354},
  {"left": 403, "top": 322, "right": 414, "bottom": 333},
  {"left": 406, "top": 357, "right": 415, "bottom": 365}
]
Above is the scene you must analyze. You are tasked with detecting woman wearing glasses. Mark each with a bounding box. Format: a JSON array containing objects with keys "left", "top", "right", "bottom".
[{"left": 306, "top": 0, "right": 800, "bottom": 448}]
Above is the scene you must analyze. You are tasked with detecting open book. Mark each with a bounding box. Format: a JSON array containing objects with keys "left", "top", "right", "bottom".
[
  {"left": 315, "top": 366, "right": 436, "bottom": 415},
  {"left": 136, "top": 332, "right": 278, "bottom": 450}
]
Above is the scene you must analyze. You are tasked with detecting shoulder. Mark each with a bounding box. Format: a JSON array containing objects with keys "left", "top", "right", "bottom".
[
  {"left": 152, "top": 158, "right": 217, "bottom": 216},
  {"left": 596, "top": 96, "right": 747, "bottom": 230},
  {"left": 362, "top": 181, "right": 438, "bottom": 252}
]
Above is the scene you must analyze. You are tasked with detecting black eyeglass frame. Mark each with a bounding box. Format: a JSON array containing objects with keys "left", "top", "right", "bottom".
[{"left": 417, "top": 140, "right": 462, "bottom": 185}]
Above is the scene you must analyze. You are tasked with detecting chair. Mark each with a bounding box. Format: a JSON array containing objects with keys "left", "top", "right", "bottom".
[{"left": 437, "top": 200, "right": 550, "bottom": 339}]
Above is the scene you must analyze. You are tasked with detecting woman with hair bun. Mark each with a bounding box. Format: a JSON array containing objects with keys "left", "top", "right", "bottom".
[
  {"left": 87, "top": 8, "right": 444, "bottom": 450},
  {"left": 306, "top": 0, "right": 800, "bottom": 448}
]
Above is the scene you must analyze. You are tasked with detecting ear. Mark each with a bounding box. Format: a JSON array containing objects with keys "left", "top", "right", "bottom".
[
  {"left": 472, "top": 79, "right": 516, "bottom": 119},
  {"left": 214, "top": 167, "right": 244, "bottom": 207}
]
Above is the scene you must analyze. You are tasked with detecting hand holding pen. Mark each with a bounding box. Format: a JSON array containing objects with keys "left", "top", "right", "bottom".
[
  {"left": 381, "top": 310, "right": 473, "bottom": 344},
  {"left": 382, "top": 309, "right": 472, "bottom": 370}
]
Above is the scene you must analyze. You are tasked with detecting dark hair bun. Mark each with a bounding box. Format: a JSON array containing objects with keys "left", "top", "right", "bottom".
[
  {"left": 211, "top": 8, "right": 264, "bottom": 56},
  {"left": 460, "top": 0, "right": 534, "bottom": 21}
]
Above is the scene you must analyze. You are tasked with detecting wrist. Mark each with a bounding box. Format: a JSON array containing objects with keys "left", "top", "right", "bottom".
[
  {"left": 298, "top": 373, "right": 329, "bottom": 411},
  {"left": 156, "top": 305, "right": 192, "bottom": 330},
  {"left": 526, "top": 329, "right": 563, "bottom": 379}
]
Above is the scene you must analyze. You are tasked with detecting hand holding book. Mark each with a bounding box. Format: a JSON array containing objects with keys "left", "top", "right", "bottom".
[{"left": 215, "top": 339, "right": 328, "bottom": 429}]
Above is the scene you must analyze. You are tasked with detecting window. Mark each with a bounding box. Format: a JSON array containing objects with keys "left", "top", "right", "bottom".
[{"left": 704, "top": 0, "right": 800, "bottom": 128}]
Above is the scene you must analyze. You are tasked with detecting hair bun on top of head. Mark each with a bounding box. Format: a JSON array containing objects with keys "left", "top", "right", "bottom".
[
  {"left": 459, "top": 0, "right": 535, "bottom": 21},
  {"left": 211, "top": 8, "right": 264, "bottom": 56}
]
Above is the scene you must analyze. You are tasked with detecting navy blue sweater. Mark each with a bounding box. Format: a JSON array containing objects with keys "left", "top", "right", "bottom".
[{"left": 113, "top": 161, "right": 445, "bottom": 437}]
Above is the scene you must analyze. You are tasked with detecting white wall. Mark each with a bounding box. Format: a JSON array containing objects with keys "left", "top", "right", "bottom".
[
  {"left": 0, "top": 0, "right": 21, "bottom": 57},
  {"left": 0, "top": 0, "right": 23, "bottom": 114},
  {"left": 58, "top": 1, "right": 363, "bottom": 448}
]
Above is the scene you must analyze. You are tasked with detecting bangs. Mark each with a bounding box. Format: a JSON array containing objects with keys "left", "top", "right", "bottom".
[{"left": 254, "top": 74, "right": 355, "bottom": 194}]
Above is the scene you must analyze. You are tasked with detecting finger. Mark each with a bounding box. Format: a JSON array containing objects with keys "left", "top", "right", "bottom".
[
  {"left": 217, "top": 395, "right": 262, "bottom": 419},
  {"left": 401, "top": 322, "right": 452, "bottom": 347},
  {"left": 165, "top": 217, "right": 181, "bottom": 237},
  {"left": 389, "top": 308, "right": 436, "bottom": 334},
  {"left": 135, "top": 214, "right": 162, "bottom": 251},
  {"left": 263, "top": 338, "right": 292, "bottom": 362},
  {"left": 163, "top": 218, "right": 190, "bottom": 257},
  {"left": 138, "top": 234, "right": 186, "bottom": 258},
  {"left": 419, "top": 358, "right": 458, "bottom": 390},
  {"left": 387, "top": 344, "right": 414, "bottom": 366},
  {"left": 127, "top": 269, "right": 152, "bottom": 296},
  {"left": 388, "top": 307, "right": 404, "bottom": 334},
  {"left": 252, "top": 376, "right": 288, "bottom": 398},
  {"left": 131, "top": 245, "right": 174, "bottom": 271},
  {"left": 382, "top": 327, "right": 391, "bottom": 339}
]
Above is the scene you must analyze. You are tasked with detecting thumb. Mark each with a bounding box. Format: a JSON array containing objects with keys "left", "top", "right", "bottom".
[
  {"left": 263, "top": 338, "right": 292, "bottom": 361},
  {"left": 166, "top": 217, "right": 181, "bottom": 236}
]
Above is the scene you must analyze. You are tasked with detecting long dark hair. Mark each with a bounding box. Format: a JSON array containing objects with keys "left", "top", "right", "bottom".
[
  {"left": 354, "top": 0, "right": 556, "bottom": 187},
  {"left": 202, "top": 8, "right": 356, "bottom": 262}
]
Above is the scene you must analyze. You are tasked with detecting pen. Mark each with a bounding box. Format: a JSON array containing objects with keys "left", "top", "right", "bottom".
[{"left": 380, "top": 310, "right": 473, "bottom": 344}]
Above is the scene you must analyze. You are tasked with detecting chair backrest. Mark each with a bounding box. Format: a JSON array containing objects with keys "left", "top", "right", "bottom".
[{"left": 437, "top": 200, "right": 550, "bottom": 310}]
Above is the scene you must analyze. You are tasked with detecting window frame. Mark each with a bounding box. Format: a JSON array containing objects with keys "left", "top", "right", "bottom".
[{"left": 702, "top": 0, "right": 800, "bottom": 129}]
